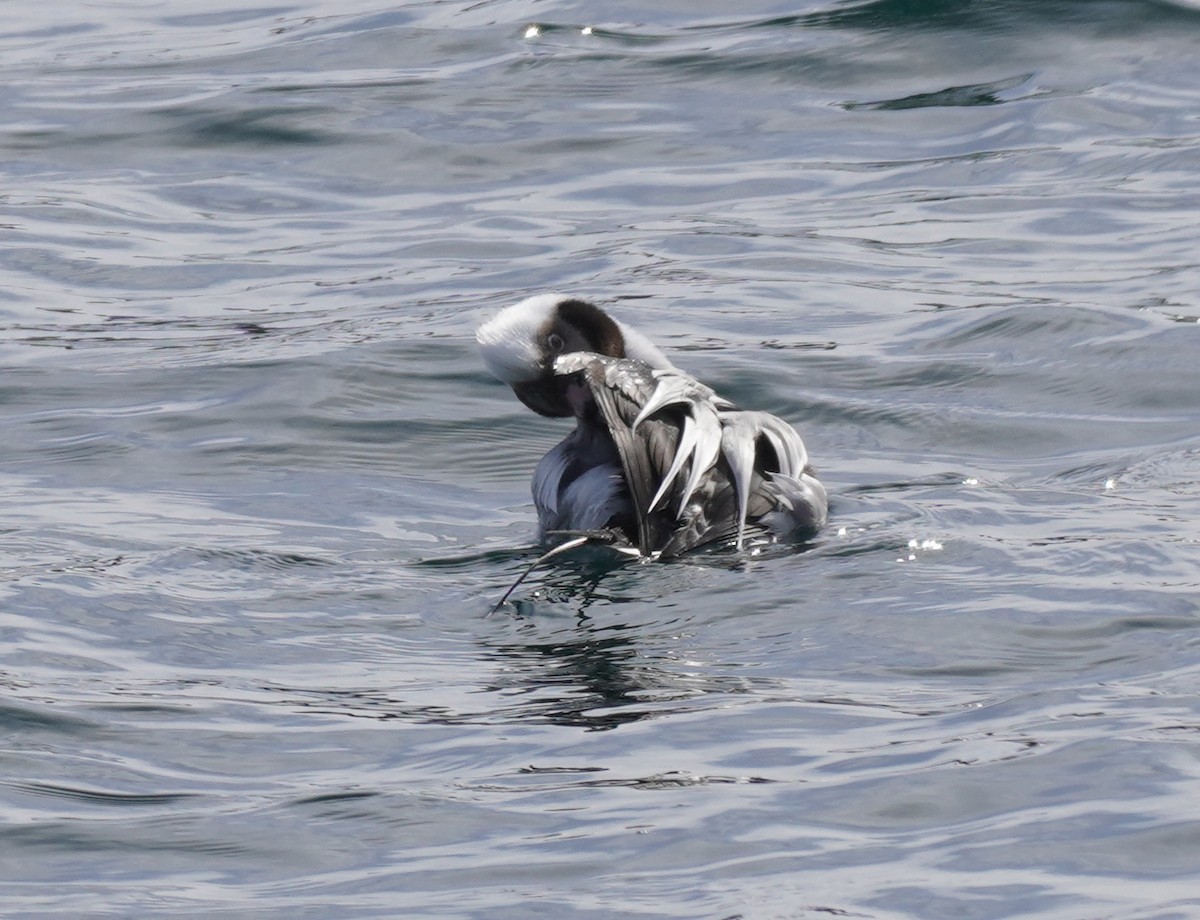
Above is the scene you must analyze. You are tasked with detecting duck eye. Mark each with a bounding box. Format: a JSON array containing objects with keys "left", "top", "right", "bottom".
[{"left": 547, "top": 332, "right": 565, "bottom": 352}]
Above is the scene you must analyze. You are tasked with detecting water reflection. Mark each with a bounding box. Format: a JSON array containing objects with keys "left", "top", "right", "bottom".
[
  {"left": 266, "top": 612, "right": 767, "bottom": 733},
  {"left": 265, "top": 552, "right": 776, "bottom": 732},
  {"left": 480, "top": 627, "right": 662, "bottom": 730}
]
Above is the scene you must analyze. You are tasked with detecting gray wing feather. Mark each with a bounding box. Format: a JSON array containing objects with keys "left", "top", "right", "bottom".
[
  {"left": 720, "top": 410, "right": 808, "bottom": 476},
  {"left": 553, "top": 352, "right": 825, "bottom": 555},
  {"left": 570, "top": 356, "right": 681, "bottom": 554},
  {"left": 557, "top": 353, "right": 711, "bottom": 554},
  {"left": 718, "top": 414, "right": 758, "bottom": 549},
  {"left": 649, "top": 410, "right": 698, "bottom": 513},
  {"left": 584, "top": 376, "right": 654, "bottom": 551}
]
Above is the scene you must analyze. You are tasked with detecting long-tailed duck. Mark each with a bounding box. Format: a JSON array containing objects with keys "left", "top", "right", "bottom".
[{"left": 477, "top": 294, "right": 827, "bottom": 557}]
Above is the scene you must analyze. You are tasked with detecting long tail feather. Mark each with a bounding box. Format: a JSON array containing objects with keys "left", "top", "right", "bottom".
[{"left": 487, "top": 532, "right": 641, "bottom": 615}]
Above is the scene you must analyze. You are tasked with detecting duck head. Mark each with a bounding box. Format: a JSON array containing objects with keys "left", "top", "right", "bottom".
[{"left": 476, "top": 293, "right": 673, "bottom": 417}]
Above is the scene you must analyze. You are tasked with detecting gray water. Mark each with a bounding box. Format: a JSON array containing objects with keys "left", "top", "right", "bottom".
[{"left": 3, "top": 1, "right": 1199, "bottom": 917}]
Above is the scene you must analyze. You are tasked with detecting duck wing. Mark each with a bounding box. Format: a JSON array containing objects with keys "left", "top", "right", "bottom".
[
  {"left": 555, "top": 353, "right": 726, "bottom": 555},
  {"left": 553, "top": 352, "right": 826, "bottom": 556}
]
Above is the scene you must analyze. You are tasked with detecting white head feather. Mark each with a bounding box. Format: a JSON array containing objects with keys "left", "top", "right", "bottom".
[
  {"left": 476, "top": 293, "right": 674, "bottom": 386},
  {"left": 475, "top": 293, "right": 560, "bottom": 385},
  {"left": 613, "top": 317, "right": 674, "bottom": 371}
]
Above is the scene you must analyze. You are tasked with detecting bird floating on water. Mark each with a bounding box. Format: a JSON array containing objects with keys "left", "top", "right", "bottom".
[{"left": 476, "top": 294, "right": 827, "bottom": 560}]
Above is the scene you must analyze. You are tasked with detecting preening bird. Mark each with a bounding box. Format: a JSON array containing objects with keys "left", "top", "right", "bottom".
[{"left": 476, "top": 294, "right": 827, "bottom": 558}]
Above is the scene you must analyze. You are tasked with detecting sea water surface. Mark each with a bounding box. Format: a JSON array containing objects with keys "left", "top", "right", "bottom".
[{"left": 2, "top": 1, "right": 1199, "bottom": 917}]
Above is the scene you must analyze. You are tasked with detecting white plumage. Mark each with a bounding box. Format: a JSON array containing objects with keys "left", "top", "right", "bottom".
[{"left": 477, "top": 294, "right": 827, "bottom": 557}]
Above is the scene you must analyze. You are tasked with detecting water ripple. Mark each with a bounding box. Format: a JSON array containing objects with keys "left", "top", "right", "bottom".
[{"left": 3, "top": 1, "right": 1200, "bottom": 917}]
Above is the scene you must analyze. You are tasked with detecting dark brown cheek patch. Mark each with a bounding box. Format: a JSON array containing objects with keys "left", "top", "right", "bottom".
[{"left": 556, "top": 299, "right": 625, "bottom": 357}]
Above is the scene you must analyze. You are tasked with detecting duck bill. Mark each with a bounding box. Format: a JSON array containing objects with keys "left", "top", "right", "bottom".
[{"left": 512, "top": 378, "right": 572, "bottom": 418}]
